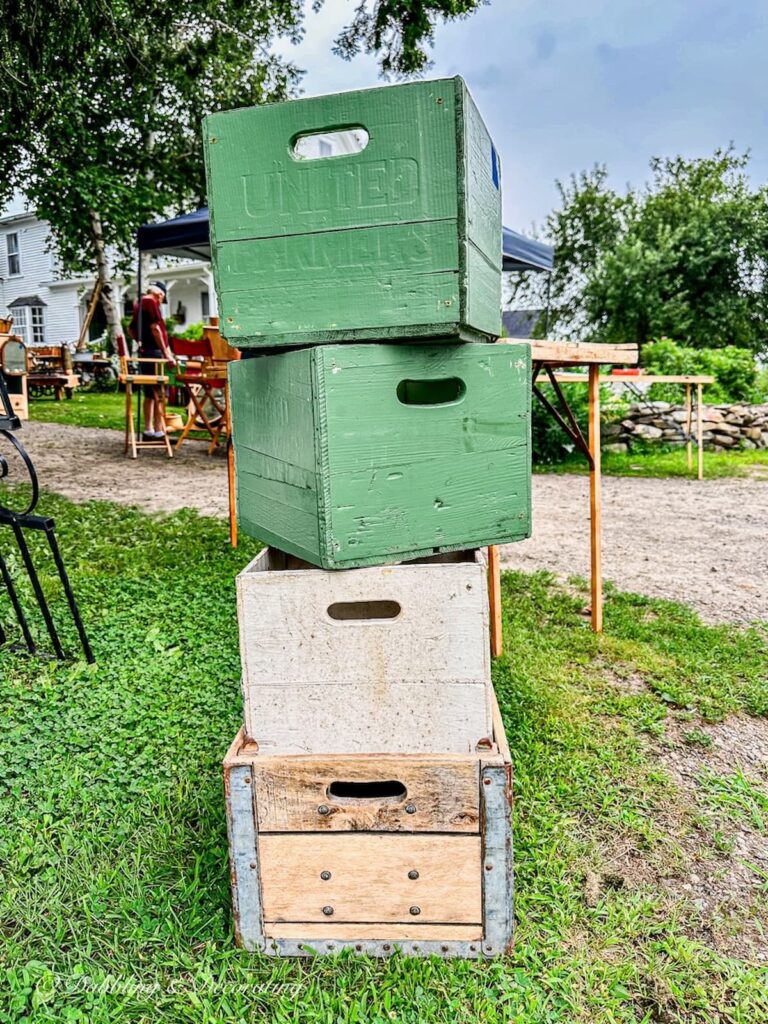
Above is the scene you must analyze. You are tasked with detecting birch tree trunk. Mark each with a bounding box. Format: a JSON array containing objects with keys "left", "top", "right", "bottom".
[{"left": 89, "top": 208, "right": 124, "bottom": 352}]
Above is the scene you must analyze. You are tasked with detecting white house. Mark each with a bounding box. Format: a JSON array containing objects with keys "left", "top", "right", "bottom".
[{"left": 0, "top": 197, "right": 217, "bottom": 348}]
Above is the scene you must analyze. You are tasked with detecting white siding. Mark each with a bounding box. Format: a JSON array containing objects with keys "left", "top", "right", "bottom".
[
  {"left": 0, "top": 208, "right": 218, "bottom": 347},
  {"left": 164, "top": 276, "right": 218, "bottom": 331},
  {"left": 0, "top": 215, "right": 82, "bottom": 345}
]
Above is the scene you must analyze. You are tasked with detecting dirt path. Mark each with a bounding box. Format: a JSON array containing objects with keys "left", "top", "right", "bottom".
[
  {"left": 501, "top": 473, "right": 768, "bottom": 625},
  {"left": 18, "top": 420, "right": 230, "bottom": 519},
  {"left": 13, "top": 421, "right": 768, "bottom": 625}
]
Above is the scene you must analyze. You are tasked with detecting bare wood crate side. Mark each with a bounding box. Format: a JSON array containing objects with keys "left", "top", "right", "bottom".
[
  {"left": 259, "top": 833, "right": 482, "bottom": 924},
  {"left": 252, "top": 755, "right": 479, "bottom": 833},
  {"left": 222, "top": 721, "right": 513, "bottom": 958},
  {"left": 204, "top": 77, "right": 500, "bottom": 348},
  {"left": 237, "top": 547, "right": 490, "bottom": 689},
  {"left": 242, "top": 680, "right": 495, "bottom": 755}
]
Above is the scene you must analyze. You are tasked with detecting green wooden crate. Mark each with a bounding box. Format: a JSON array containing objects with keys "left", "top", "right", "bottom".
[
  {"left": 204, "top": 77, "right": 502, "bottom": 349},
  {"left": 230, "top": 342, "right": 530, "bottom": 569}
]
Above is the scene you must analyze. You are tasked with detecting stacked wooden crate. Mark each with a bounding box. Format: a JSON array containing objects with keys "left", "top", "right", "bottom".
[{"left": 204, "top": 77, "right": 530, "bottom": 957}]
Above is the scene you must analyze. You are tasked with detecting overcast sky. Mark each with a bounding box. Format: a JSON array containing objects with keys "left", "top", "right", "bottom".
[{"left": 276, "top": 0, "right": 768, "bottom": 235}]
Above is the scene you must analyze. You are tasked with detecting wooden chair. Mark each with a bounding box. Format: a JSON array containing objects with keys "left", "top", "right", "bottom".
[
  {"left": 116, "top": 336, "right": 173, "bottom": 459},
  {"left": 170, "top": 335, "right": 230, "bottom": 455}
]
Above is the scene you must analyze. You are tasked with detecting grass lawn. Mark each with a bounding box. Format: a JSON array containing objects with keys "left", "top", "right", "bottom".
[
  {"left": 540, "top": 447, "right": 768, "bottom": 480},
  {"left": 28, "top": 389, "right": 192, "bottom": 434},
  {"left": 1, "top": 491, "right": 767, "bottom": 1022},
  {"left": 29, "top": 390, "right": 212, "bottom": 439}
]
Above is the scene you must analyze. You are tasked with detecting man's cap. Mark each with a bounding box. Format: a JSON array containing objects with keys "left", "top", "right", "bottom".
[{"left": 151, "top": 281, "right": 168, "bottom": 299}]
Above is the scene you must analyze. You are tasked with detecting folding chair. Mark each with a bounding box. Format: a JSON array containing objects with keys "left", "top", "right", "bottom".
[
  {"left": 116, "top": 336, "right": 173, "bottom": 459},
  {"left": 170, "top": 336, "right": 230, "bottom": 455}
]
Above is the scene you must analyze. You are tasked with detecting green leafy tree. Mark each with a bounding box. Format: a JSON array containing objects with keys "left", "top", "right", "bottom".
[
  {"left": 0, "top": 0, "right": 489, "bottom": 344},
  {"left": 322, "top": 0, "right": 488, "bottom": 76},
  {"left": 512, "top": 150, "right": 768, "bottom": 354},
  {"left": 1, "top": 1, "right": 304, "bottom": 344}
]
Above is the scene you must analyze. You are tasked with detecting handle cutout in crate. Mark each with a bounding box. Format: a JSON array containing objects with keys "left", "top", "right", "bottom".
[
  {"left": 327, "top": 600, "right": 401, "bottom": 621},
  {"left": 327, "top": 779, "right": 407, "bottom": 804},
  {"left": 292, "top": 127, "right": 369, "bottom": 161},
  {"left": 396, "top": 378, "right": 466, "bottom": 406}
]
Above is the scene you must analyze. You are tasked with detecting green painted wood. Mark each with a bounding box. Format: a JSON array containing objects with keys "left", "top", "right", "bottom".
[
  {"left": 230, "top": 342, "right": 531, "bottom": 569},
  {"left": 205, "top": 77, "right": 501, "bottom": 348}
]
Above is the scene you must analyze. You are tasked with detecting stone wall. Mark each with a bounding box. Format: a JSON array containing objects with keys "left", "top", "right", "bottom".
[{"left": 603, "top": 402, "right": 768, "bottom": 453}]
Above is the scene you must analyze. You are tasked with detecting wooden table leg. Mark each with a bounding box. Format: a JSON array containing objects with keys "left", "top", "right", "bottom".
[
  {"left": 124, "top": 381, "right": 133, "bottom": 456},
  {"left": 227, "top": 438, "right": 238, "bottom": 548},
  {"left": 697, "top": 382, "right": 704, "bottom": 481},
  {"left": 685, "top": 382, "right": 692, "bottom": 473},
  {"left": 488, "top": 545, "right": 502, "bottom": 657},
  {"left": 588, "top": 364, "right": 603, "bottom": 633}
]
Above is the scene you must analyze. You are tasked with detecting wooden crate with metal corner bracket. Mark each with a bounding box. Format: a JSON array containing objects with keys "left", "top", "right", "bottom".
[{"left": 222, "top": 693, "right": 513, "bottom": 958}]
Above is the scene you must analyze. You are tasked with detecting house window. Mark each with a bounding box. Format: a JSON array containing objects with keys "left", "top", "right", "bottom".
[
  {"left": 30, "top": 305, "right": 45, "bottom": 344},
  {"left": 12, "top": 307, "right": 29, "bottom": 345},
  {"left": 6, "top": 233, "right": 21, "bottom": 276},
  {"left": 201, "top": 290, "right": 210, "bottom": 319},
  {"left": 12, "top": 306, "right": 46, "bottom": 346}
]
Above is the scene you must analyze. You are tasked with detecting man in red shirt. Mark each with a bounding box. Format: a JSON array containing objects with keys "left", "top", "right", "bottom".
[{"left": 129, "top": 282, "right": 173, "bottom": 440}]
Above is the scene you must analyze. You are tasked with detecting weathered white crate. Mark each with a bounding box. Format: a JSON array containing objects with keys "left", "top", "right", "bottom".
[
  {"left": 237, "top": 548, "right": 493, "bottom": 754},
  {"left": 223, "top": 693, "right": 513, "bottom": 958}
]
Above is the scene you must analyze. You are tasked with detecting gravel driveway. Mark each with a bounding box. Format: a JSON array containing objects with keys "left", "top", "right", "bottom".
[
  {"left": 10, "top": 421, "right": 768, "bottom": 625},
  {"left": 501, "top": 473, "right": 767, "bottom": 626}
]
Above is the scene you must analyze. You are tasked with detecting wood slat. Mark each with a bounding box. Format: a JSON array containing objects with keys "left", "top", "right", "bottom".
[
  {"left": 487, "top": 545, "right": 502, "bottom": 657},
  {"left": 242, "top": 680, "right": 494, "bottom": 755},
  {"left": 499, "top": 338, "right": 638, "bottom": 365},
  {"left": 223, "top": 730, "right": 502, "bottom": 769},
  {"left": 259, "top": 833, "right": 482, "bottom": 923},
  {"left": 253, "top": 755, "right": 479, "bottom": 833},
  {"left": 264, "top": 923, "right": 482, "bottom": 940},
  {"left": 490, "top": 689, "right": 512, "bottom": 765},
  {"left": 551, "top": 373, "right": 714, "bottom": 385}
]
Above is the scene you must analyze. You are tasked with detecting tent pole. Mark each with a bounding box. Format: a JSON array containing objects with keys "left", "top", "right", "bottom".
[
  {"left": 136, "top": 251, "right": 142, "bottom": 436},
  {"left": 136, "top": 252, "right": 142, "bottom": 352},
  {"left": 543, "top": 272, "right": 552, "bottom": 337}
]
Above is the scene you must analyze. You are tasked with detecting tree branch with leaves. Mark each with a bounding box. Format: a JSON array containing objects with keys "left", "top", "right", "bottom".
[{"left": 0, "top": 0, "right": 492, "bottom": 346}]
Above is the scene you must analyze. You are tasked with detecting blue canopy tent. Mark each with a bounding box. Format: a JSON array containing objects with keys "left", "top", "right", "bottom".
[
  {"left": 137, "top": 208, "right": 212, "bottom": 262},
  {"left": 502, "top": 227, "right": 553, "bottom": 274},
  {"left": 137, "top": 208, "right": 555, "bottom": 335},
  {"left": 137, "top": 207, "right": 554, "bottom": 273}
]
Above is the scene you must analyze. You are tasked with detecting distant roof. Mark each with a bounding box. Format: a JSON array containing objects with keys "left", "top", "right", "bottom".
[
  {"left": 9, "top": 294, "right": 47, "bottom": 307},
  {"left": 138, "top": 207, "right": 555, "bottom": 274},
  {"left": 502, "top": 309, "right": 542, "bottom": 338}
]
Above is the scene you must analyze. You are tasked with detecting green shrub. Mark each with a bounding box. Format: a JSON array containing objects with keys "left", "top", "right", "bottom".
[
  {"left": 641, "top": 337, "right": 764, "bottom": 403},
  {"left": 533, "top": 383, "right": 628, "bottom": 465},
  {"left": 171, "top": 320, "right": 205, "bottom": 341}
]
